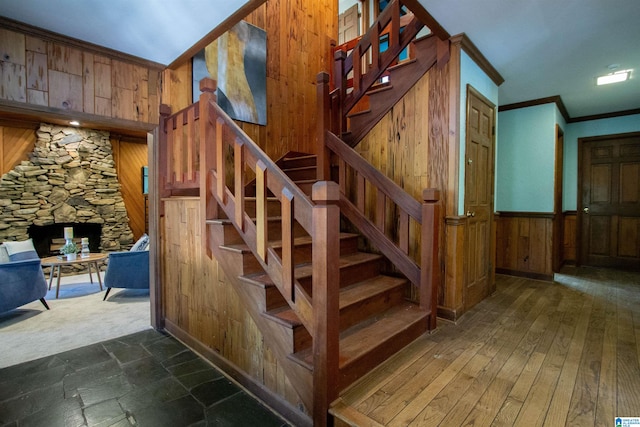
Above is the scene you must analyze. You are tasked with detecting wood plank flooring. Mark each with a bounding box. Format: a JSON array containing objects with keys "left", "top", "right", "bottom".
[{"left": 331, "top": 266, "right": 640, "bottom": 426}]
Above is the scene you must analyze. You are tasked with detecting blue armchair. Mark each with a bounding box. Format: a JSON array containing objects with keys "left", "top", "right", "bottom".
[
  {"left": 0, "top": 259, "right": 50, "bottom": 313},
  {"left": 102, "top": 251, "right": 150, "bottom": 300}
]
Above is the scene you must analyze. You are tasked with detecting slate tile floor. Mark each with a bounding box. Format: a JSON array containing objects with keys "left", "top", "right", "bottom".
[{"left": 0, "top": 329, "right": 290, "bottom": 426}]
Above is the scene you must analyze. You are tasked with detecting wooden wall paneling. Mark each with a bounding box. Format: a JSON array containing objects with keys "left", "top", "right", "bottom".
[
  {"left": 161, "top": 61, "right": 192, "bottom": 113},
  {"left": 82, "top": 52, "right": 95, "bottom": 115},
  {"left": 25, "top": 39, "right": 48, "bottom": 107},
  {"left": 563, "top": 212, "right": 577, "bottom": 264},
  {"left": 0, "top": 29, "right": 27, "bottom": 102},
  {"left": 495, "top": 213, "right": 553, "bottom": 279},
  {"left": 48, "top": 70, "right": 83, "bottom": 111},
  {"left": 112, "top": 137, "right": 148, "bottom": 240},
  {"left": 47, "top": 43, "right": 83, "bottom": 76},
  {"left": 1, "top": 126, "right": 36, "bottom": 174},
  {"left": 161, "top": 197, "right": 304, "bottom": 411},
  {"left": 0, "top": 29, "right": 27, "bottom": 103},
  {"left": 25, "top": 35, "right": 47, "bottom": 54},
  {"left": 25, "top": 32, "right": 48, "bottom": 106},
  {"left": 1, "top": 23, "right": 161, "bottom": 125},
  {"left": 442, "top": 216, "right": 465, "bottom": 321},
  {"left": 26, "top": 51, "right": 48, "bottom": 92},
  {"left": 0, "top": 28, "right": 26, "bottom": 66}
]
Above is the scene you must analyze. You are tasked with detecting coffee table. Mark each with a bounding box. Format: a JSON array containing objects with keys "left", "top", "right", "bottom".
[{"left": 40, "top": 253, "right": 108, "bottom": 298}]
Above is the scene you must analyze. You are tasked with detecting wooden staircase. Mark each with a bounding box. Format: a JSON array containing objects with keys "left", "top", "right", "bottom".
[
  {"left": 157, "top": 1, "right": 444, "bottom": 424},
  {"left": 342, "top": 34, "right": 440, "bottom": 146},
  {"left": 212, "top": 153, "right": 429, "bottom": 394}
]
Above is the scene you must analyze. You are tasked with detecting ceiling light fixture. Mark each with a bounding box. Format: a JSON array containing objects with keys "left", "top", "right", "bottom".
[
  {"left": 597, "top": 69, "right": 632, "bottom": 86},
  {"left": 69, "top": 120, "right": 80, "bottom": 126}
]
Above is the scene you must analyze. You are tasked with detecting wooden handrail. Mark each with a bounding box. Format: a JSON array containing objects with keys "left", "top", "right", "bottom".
[
  {"left": 326, "top": 130, "right": 423, "bottom": 284},
  {"left": 334, "top": 0, "right": 425, "bottom": 115}
]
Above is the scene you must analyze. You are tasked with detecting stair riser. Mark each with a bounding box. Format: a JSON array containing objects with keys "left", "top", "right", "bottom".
[
  {"left": 261, "top": 219, "right": 308, "bottom": 241},
  {"left": 208, "top": 221, "right": 244, "bottom": 245},
  {"left": 225, "top": 250, "right": 264, "bottom": 276},
  {"left": 297, "top": 257, "right": 382, "bottom": 290},
  {"left": 338, "top": 314, "right": 427, "bottom": 390},
  {"left": 264, "top": 285, "right": 287, "bottom": 311},
  {"left": 280, "top": 156, "right": 317, "bottom": 169},
  {"left": 340, "top": 286, "right": 405, "bottom": 331},
  {"left": 283, "top": 167, "right": 317, "bottom": 182},
  {"left": 296, "top": 182, "right": 314, "bottom": 197},
  {"left": 293, "top": 325, "right": 312, "bottom": 353},
  {"left": 244, "top": 199, "right": 282, "bottom": 218},
  {"left": 273, "top": 236, "right": 359, "bottom": 265}
]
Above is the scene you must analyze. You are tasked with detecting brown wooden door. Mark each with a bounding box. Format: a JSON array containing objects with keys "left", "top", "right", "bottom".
[
  {"left": 338, "top": 4, "right": 360, "bottom": 44},
  {"left": 580, "top": 133, "right": 640, "bottom": 268},
  {"left": 464, "top": 87, "right": 495, "bottom": 311}
]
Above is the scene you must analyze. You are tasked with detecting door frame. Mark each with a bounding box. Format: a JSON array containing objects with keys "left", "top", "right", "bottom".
[
  {"left": 552, "top": 124, "right": 564, "bottom": 272},
  {"left": 463, "top": 84, "right": 496, "bottom": 309},
  {"left": 576, "top": 131, "right": 640, "bottom": 266}
]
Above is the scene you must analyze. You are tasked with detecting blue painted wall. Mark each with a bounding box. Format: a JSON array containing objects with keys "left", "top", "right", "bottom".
[
  {"left": 496, "top": 104, "right": 557, "bottom": 212},
  {"left": 563, "top": 113, "right": 640, "bottom": 210},
  {"left": 459, "top": 50, "right": 499, "bottom": 215}
]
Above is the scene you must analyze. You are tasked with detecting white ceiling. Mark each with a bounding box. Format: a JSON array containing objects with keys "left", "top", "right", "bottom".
[{"left": 1, "top": 0, "right": 639, "bottom": 119}]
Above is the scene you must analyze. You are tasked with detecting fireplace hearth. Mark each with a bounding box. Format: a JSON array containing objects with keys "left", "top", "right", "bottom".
[{"left": 29, "top": 223, "right": 102, "bottom": 257}]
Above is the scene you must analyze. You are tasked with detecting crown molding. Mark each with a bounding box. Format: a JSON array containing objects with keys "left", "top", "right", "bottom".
[
  {"left": 450, "top": 33, "right": 504, "bottom": 87},
  {"left": 499, "top": 95, "right": 570, "bottom": 122},
  {"left": 569, "top": 108, "right": 640, "bottom": 123}
]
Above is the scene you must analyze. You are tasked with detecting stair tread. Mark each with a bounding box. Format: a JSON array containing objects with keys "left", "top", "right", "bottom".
[
  {"left": 366, "top": 83, "right": 393, "bottom": 96},
  {"left": 242, "top": 251, "right": 383, "bottom": 286},
  {"left": 263, "top": 306, "right": 301, "bottom": 327},
  {"left": 263, "top": 274, "right": 407, "bottom": 329},
  {"left": 294, "top": 302, "right": 426, "bottom": 368},
  {"left": 340, "top": 275, "right": 407, "bottom": 308},
  {"left": 224, "top": 232, "right": 358, "bottom": 253}
]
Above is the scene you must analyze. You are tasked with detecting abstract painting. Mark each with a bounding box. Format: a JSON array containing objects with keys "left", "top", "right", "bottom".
[{"left": 193, "top": 20, "right": 267, "bottom": 126}]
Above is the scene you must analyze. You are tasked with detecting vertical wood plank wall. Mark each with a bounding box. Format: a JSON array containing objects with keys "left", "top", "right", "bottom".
[
  {"left": 495, "top": 213, "right": 554, "bottom": 280},
  {"left": 563, "top": 211, "right": 577, "bottom": 263},
  {"left": 111, "top": 138, "right": 148, "bottom": 239},
  {"left": 162, "top": 0, "right": 338, "bottom": 161},
  {"left": 0, "top": 25, "right": 161, "bottom": 125},
  {"left": 0, "top": 124, "right": 36, "bottom": 174},
  {"left": 0, "top": 124, "right": 148, "bottom": 241},
  {"left": 355, "top": 64, "right": 450, "bottom": 301},
  {"left": 161, "top": 197, "right": 304, "bottom": 409}
]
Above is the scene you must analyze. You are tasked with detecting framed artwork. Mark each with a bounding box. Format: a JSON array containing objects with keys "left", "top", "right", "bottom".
[{"left": 193, "top": 20, "right": 267, "bottom": 126}]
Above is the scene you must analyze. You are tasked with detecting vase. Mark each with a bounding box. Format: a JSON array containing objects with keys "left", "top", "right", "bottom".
[
  {"left": 66, "top": 253, "right": 77, "bottom": 261},
  {"left": 81, "top": 238, "right": 90, "bottom": 258}
]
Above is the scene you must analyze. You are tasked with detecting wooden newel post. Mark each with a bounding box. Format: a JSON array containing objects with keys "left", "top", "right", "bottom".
[
  {"left": 158, "top": 104, "right": 172, "bottom": 212},
  {"left": 311, "top": 181, "right": 340, "bottom": 426},
  {"left": 333, "top": 50, "right": 347, "bottom": 135},
  {"left": 199, "top": 77, "right": 219, "bottom": 257},
  {"left": 316, "top": 72, "right": 331, "bottom": 181},
  {"left": 421, "top": 188, "right": 440, "bottom": 330}
]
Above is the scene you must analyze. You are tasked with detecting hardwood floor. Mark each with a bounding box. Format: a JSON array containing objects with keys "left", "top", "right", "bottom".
[{"left": 331, "top": 266, "right": 640, "bottom": 426}]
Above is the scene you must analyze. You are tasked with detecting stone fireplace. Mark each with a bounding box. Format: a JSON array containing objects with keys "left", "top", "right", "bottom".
[{"left": 0, "top": 123, "right": 134, "bottom": 255}]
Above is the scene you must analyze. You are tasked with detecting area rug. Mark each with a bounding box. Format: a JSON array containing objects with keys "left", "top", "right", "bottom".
[{"left": 0, "top": 272, "right": 151, "bottom": 368}]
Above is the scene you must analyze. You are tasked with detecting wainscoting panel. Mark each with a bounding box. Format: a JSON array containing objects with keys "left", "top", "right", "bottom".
[{"left": 496, "top": 212, "right": 553, "bottom": 280}]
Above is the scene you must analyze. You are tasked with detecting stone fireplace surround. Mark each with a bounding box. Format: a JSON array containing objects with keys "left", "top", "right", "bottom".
[{"left": 0, "top": 123, "right": 134, "bottom": 255}]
